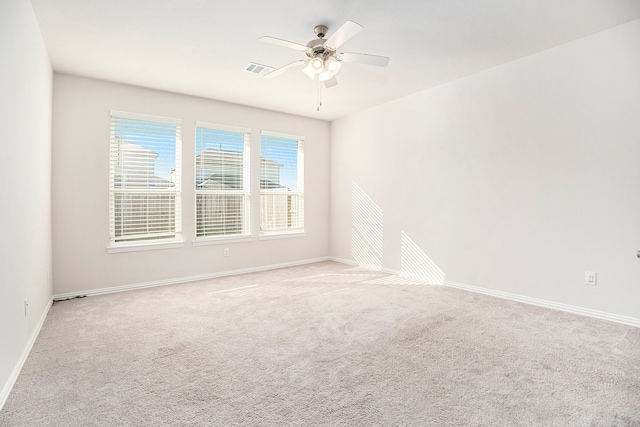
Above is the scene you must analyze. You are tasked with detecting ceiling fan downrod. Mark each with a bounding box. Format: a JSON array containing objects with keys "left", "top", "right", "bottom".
[{"left": 314, "top": 25, "right": 328, "bottom": 38}]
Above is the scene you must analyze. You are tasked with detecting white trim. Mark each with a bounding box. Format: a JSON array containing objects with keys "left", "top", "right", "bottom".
[
  {"left": 110, "top": 110, "right": 182, "bottom": 125},
  {"left": 0, "top": 299, "right": 53, "bottom": 412},
  {"left": 195, "top": 121, "right": 251, "bottom": 134},
  {"left": 107, "top": 241, "right": 185, "bottom": 253},
  {"left": 192, "top": 236, "right": 253, "bottom": 246},
  {"left": 328, "top": 257, "right": 640, "bottom": 328},
  {"left": 259, "top": 232, "right": 305, "bottom": 241},
  {"left": 52, "top": 257, "right": 331, "bottom": 300},
  {"left": 443, "top": 280, "right": 640, "bottom": 328},
  {"left": 260, "top": 130, "right": 305, "bottom": 141}
]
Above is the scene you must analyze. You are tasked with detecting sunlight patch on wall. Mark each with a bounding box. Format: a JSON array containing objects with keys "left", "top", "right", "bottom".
[
  {"left": 351, "top": 182, "right": 383, "bottom": 270},
  {"left": 351, "top": 229, "right": 383, "bottom": 270},
  {"left": 400, "top": 231, "right": 445, "bottom": 284}
]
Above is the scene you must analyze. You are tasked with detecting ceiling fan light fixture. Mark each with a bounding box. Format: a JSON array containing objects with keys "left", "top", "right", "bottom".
[
  {"left": 324, "top": 56, "right": 341, "bottom": 73},
  {"left": 310, "top": 57, "right": 324, "bottom": 72},
  {"left": 303, "top": 57, "right": 325, "bottom": 79},
  {"left": 318, "top": 56, "right": 341, "bottom": 81},
  {"left": 318, "top": 71, "right": 333, "bottom": 82},
  {"left": 302, "top": 62, "right": 316, "bottom": 79}
]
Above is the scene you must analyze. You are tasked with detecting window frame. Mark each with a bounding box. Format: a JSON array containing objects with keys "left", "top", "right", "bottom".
[
  {"left": 259, "top": 130, "right": 305, "bottom": 238},
  {"left": 107, "top": 110, "right": 183, "bottom": 252},
  {"left": 194, "top": 122, "right": 251, "bottom": 243}
]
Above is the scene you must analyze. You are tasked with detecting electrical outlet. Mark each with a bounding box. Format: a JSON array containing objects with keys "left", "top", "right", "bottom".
[
  {"left": 223, "top": 248, "right": 230, "bottom": 257},
  {"left": 585, "top": 271, "right": 597, "bottom": 286},
  {"left": 24, "top": 300, "right": 29, "bottom": 317}
]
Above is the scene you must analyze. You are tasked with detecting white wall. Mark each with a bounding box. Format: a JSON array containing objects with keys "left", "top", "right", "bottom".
[
  {"left": 52, "top": 75, "right": 330, "bottom": 295},
  {"left": 0, "top": 0, "right": 53, "bottom": 407},
  {"left": 330, "top": 19, "right": 640, "bottom": 319}
]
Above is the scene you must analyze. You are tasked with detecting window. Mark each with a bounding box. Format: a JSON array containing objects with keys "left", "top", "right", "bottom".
[
  {"left": 260, "top": 131, "right": 304, "bottom": 236},
  {"left": 195, "top": 123, "right": 250, "bottom": 239},
  {"left": 109, "top": 111, "right": 182, "bottom": 246}
]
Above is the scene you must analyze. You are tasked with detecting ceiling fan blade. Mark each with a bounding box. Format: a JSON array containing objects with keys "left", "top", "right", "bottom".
[
  {"left": 339, "top": 52, "right": 390, "bottom": 67},
  {"left": 259, "top": 36, "right": 309, "bottom": 52},
  {"left": 323, "top": 76, "right": 338, "bottom": 88},
  {"left": 265, "top": 60, "right": 307, "bottom": 78},
  {"left": 325, "top": 21, "right": 363, "bottom": 49}
]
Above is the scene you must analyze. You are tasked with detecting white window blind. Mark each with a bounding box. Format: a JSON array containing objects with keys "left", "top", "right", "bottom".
[
  {"left": 109, "top": 111, "right": 182, "bottom": 245},
  {"left": 260, "top": 131, "right": 304, "bottom": 235},
  {"left": 195, "top": 123, "right": 250, "bottom": 239}
]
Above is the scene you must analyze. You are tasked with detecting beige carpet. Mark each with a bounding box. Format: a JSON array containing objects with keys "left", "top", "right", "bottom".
[{"left": 1, "top": 261, "right": 639, "bottom": 426}]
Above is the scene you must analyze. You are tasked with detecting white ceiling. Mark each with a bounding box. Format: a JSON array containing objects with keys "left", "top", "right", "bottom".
[{"left": 30, "top": 0, "right": 640, "bottom": 121}]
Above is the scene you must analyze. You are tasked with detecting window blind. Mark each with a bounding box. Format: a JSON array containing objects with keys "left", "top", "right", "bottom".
[
  {"left": 260, "top": 131, "right": 304, "bottom": 234},
  {"left": 195, "top": 122, "right": 250, "bottom": 239},
  {"left": 109, "top": 111, "right": 182, "bottom": 244}
]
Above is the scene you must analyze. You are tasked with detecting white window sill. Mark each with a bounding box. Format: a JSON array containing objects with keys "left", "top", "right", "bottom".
[
  {"left": 107, "top": 240, "right": 185, "bottom": 253},
  {"left": 192, "top": 236, "right": 253, "bottom": 246},
  {"left": 259, "top": 232, "right": 305, "bottom": 241}
]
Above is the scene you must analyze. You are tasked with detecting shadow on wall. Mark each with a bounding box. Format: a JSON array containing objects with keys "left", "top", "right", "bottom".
[{"left": 351, "top": 182, "right": 445, "bottom": 284}]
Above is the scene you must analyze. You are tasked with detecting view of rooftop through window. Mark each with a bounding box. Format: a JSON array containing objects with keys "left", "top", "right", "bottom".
[
  {"left": 114, "top": 122, "right": 299, "bottom": 191},
  {"left": 112, "top": 117, "right": 178, "bottom": 183},
  {"left": 260, "top": 135, "right": 300, "bottom": 191},
  {"left": 195, "top": 127, "right": 246, "bottom": 190}
]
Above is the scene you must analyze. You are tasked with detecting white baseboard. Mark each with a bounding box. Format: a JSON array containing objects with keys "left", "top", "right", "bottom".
[
  {"left": 443, "top": 280, "right": 640, "bottom": 328},
  {"left": 52, "top": 256, "right": 332, "bottom": 300},
  {"left": 329, "top": 257, "right": 640, "bottom": 328},
  {"left": 0, "top": 298, "right": 53, "bottom": 412}
]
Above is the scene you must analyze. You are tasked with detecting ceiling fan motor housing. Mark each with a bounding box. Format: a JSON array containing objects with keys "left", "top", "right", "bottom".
[
  {"left": 306, "top": 38, "right": 324, "bottom": 50},
  {"left": 307, "top": 41, "right": 338, "bottom": 62}
]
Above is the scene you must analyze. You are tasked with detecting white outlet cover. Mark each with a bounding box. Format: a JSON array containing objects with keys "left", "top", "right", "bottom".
[{"left": 585, "top": 272, "right": 597, "bottom": 286}]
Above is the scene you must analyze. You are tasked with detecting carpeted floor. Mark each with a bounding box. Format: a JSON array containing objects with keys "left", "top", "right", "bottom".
[{"left": 1, "top": 261, "right": 639, "bottom": 426}]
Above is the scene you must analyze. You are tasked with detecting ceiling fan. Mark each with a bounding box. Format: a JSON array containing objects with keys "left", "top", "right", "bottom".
[{"left": 258, "top": 21, "right": 390, "bottom": 88}]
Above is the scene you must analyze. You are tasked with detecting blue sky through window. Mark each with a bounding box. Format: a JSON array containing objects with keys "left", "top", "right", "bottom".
[
  {"left": 113, "top": 117, "right": 178, "bottom": 182},
  {"left": 196, "top": 128, "right": 245, "bottom": 155},
  {"left": 114, "top": 118, "right": 301, "bottom": 189}
]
